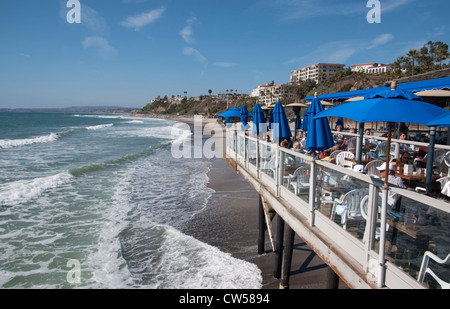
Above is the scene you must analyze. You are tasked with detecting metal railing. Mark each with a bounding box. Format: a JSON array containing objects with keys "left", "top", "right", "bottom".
[{"left": 226, "top": 128, "right": 450, "bottom": 289}]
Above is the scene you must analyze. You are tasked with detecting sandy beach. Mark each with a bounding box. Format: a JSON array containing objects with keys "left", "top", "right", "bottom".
[{"left": 133, "top": 112, "right": 348, "bottom": 289}]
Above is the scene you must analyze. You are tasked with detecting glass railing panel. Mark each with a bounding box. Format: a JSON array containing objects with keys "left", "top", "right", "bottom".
[
  {"left": 259, "top": 142, "right": 276, "bottom": 180},
  {"left": 281, "top": 151, "right": 311, "bottom": 203},
  {"left": 248, "top": 139, "right": 257, "bottom": 167},
  {"left": 316, "top": 165, "right": 371, "bottom": 242},
  {"left": 382, "top": 196, "right": 450, "bottom": 289},
  {"left": 237, "top": 135, "right": 245, "bottom": 158}
]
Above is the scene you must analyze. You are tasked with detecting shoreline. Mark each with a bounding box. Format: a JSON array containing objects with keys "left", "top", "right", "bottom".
[{"left": 132, "top": 112, "right": 348, "bottom": 289}]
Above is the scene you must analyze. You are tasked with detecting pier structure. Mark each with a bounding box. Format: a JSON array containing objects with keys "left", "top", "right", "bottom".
[{"left": 226, "top": 128, "right": 450, "bottom": 289}]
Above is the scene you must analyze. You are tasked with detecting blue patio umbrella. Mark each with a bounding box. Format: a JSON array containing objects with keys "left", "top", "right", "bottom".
[
  {"left": 313, "top": 82, "right": 448, "bottom": 287},
  {"left": 305, "top": 93, "right": 335, "bottom": 152},
  {"left": 300, "top": 110, "right": 309, "bottom": 131},
  {"left": 270, "top": 101, "right": 292, "bottom": 142},
  {"left": 216, "top": 107, "right": 242, "bottom": 127},
  {"left": 335, "top": 117, "right": 344, "bottom": 129},
  {"left": 426, "top": 110, "right": 450, "bottom": 127},
  {"left": 314, "top": 83, "right": 445, "bottom": 174},
  {"left": 295, "top": 112, "right": 302, "bottom": 130},
  {"left": 240, "top": 105, "right": 251, "bottom": 131},
  {"left": 252, "top": 104, "right": 267, "bottom": 137}
]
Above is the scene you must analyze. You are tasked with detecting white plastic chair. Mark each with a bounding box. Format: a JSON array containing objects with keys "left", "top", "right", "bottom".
[
  {"left": 364, "top": 159, "right": 384, "bottom": 178},
  {"left": 360, "top": 194, "right": 390, "bottom": 243},
  {"left": 331, "top": 188, "right": 368, "bottom": 229},
  {"left": 417, "top": 251, "right": 450, "bottom": 289},
  {"left": 330, "top": 150, "right": 343, "bottom": 160},
  {"left": 288, "top": 165, "right": 310, "bottom": 195},
  {"left": 336, "top": 151, "right": 355, "bottom": 169}
]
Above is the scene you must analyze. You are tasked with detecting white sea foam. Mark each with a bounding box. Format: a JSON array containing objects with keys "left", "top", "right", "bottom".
[
  {"left": 125, "top": 120, "right": 144, "bottom": 124},
  {"left": 0, "top": 133, "right": 59, "bottom": 149},
  {"left": 84, "top": 123, "right": 114, "bottom": 130},
  {"left": 0, "top": 172, "right": 74, "bottom": 206},
  {"left": 154, "top": 226, "right": 262, "bottom": 289}
]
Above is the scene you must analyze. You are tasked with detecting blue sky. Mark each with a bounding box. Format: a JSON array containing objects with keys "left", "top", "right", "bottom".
[{"left": 1, "top": 0, "right": 449, "bottom": 108}]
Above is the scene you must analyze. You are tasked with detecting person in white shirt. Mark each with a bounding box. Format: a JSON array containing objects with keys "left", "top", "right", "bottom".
[{"left": 376, "top": 162, "right": 405, "bottom": 188}]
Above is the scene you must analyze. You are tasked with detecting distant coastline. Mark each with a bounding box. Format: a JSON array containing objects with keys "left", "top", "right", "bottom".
[{"left": 0, "top": 106, "right": 138, "bottom": 114}]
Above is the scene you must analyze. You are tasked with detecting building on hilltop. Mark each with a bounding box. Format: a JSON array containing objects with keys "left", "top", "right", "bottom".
[
  {"left": 290, "top": 63, "right": 345, "bottom": 85},
  {"left": 350, "top": 63, "right": 391, "bottom": 74},
  {"left": 256, "top": 83, "right": 303, "bottom": 106}
]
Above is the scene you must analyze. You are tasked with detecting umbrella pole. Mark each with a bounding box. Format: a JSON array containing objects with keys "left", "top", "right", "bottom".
[
  {"left": 426, "top": 126, "right": 436, "bottom": 186},
  {"left": 378, "top": 122, "right": 392, "bottom": 287}
]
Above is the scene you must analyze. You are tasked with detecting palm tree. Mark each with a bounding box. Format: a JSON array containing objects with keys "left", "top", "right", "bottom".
[
  {"left": 407, "top": 49, "right": 419, "bottom": 75},
  {"left": 208, "top": 89, "right": 212, "bottom": 96},
  {"left": 435, "top": 42, "right": 449, "bottom": 68}
]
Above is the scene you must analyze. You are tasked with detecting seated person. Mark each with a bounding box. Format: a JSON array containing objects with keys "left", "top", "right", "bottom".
[
  {"left": 341, "top": 128, "right": 356, "bottom": 151},
  {"left": 363, "top": 128, "right": 378, "bottom": 149},
  {"left": 334, "top": 125, "right": 344, "bottom": 144},
  {"left": 398, "top": 131, "right": 410, "bottom": 153},
  {"left": 376, "top": 162, "right": 405, "bottom": 188}
]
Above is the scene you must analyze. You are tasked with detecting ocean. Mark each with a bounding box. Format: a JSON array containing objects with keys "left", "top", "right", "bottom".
[{"left": 0, "top": 112, "right": 262, "bottom": 289}]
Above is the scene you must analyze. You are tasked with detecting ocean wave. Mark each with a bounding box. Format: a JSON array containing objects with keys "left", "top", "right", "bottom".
[
  {"left": 84, "top": 123, "right": 114, "bottom": 130},
  {"left": 68, "top": 142, "right": 170, "bottom": 177},
  {"left": 0, "top": 172, "right": 74, "bottom": 207},
  {"left": 0, "top": 133, "right": 59, "bottom": 149},
  {"left": 120, "top": 224, "right": 262, "bottom": 289}
]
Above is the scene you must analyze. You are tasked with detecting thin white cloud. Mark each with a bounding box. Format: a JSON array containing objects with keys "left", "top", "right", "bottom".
[
  {"left": 382, "top": 0, "right": 415, "bottom": 13},
  {"left": 368, "top": 34, "right": 394, "bottom": 49},
  {"left": 250, "top": 0, "right": 415, "bottom": 21},
  {"left": 285, "top": 40, "right": 359, "bottom": 67},
  {"left": 325, "top": 48, "right": 357, "bottom": 63},
  {"left": 82, "top": 36, "right": 117, "bottom": 59},
  {"left": 59, "top": 1, "right": 108, "bottom": 35},
  {"left": 180, "top": 17, "right": 197, "bottom": 44},
  {"left": 81, "top": 5, "right": 108, "bottom": 35},
  {"left": 183, "top": 47, "right": 208, "bottom": 65},
  {"left": 214, "top": 62, "right": 238, "bottom": 68},
  {"left": 120, "top": 6, "right": 166, "bottom": 31}
]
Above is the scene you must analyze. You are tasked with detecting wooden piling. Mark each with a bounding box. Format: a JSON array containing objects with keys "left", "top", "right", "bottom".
[
  {"left": 258, "top": 195, "right": 265, "bottom": 255},
  {"left": 326, "top": 266, "right": 340, "bottom": 289},
  {"left": 279, "top": 224, "right": 295, "bottom": 289},
  {"left": 274, "top": 214, "right": 285, "bottom": 279}
]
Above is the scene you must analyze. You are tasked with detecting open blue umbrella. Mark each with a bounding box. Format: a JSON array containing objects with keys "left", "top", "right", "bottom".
[
  {"left": 216, "top": 107, "right": 241, "bottom": 125},
  {"left": 305, "top": 93, "right": 335, "bottom": 152},
  {"left": 240, "top": 105, "right": 251, "bottom": 131},
  {"left": 314, "top": 82, "right": 448, "bottom": 288},
  {"left": 270, "top": 101, "right": 292, "bottom": 142},
  {"left": 252, "top": 104, "right": 267, "bottom": 137},
  {"left": 426, "top": 110, "right": 450, "bottom": 127}
]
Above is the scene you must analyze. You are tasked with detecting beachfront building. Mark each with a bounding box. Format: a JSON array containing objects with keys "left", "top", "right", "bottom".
[
  {"left": 290, "top": 63, "right": 346, "bottom": 85},
  {"left": 257, "top": 83, "right": 303, "bottom": 106},
  {"left": 250, "top": 84, "right": 269, "bottom": 98},
  {"left": 351, "top": 62, "right": 392, "bottom": 74}
]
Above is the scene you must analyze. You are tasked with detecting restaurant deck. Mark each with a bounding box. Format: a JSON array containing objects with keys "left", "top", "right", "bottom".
[{"left": 226, "top": 127, "right": 450, "bottom": 289}]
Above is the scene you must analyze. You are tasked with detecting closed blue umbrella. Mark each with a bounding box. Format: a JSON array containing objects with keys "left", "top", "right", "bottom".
[
  {"left": 270, "top": 101, "right": 292, "bottom": 142},
  {"left": 305, "top": 93, "right": 335, "bottom": 152},
  {"left": 295, "top": 112, "right": 302, "bottom": 130},
  {"left": 335, "top": 117, "right": 344, "bottom": 129},
  {"left": 240, "top": 105, "right": 251, "bottom": 131},
  {"left": 252, "top": 104, "right": 267, "bottom": 137},
  {"left": 300, "top": 110, "right": 309, "bottom": 131}
]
